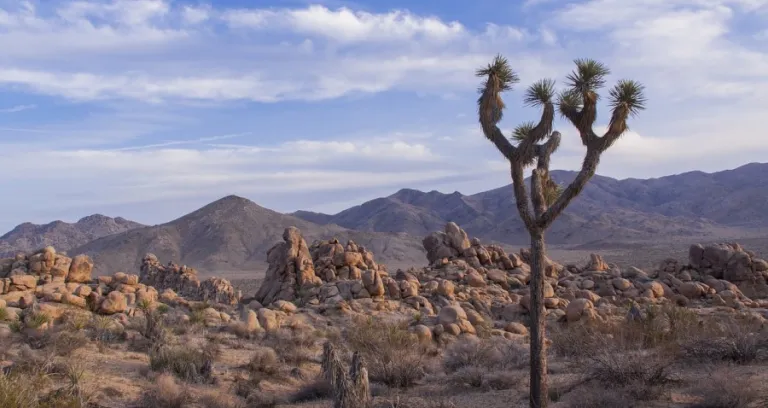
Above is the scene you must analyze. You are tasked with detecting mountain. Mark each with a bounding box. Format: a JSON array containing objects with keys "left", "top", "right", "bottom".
[
  {"left": 292, "top": 162, "right": 768, "bottom": 246},
  {"left": 71, "top": 195, "right": 425, "bottom": 276},
  {"left": 0, "top": 214, "right": 144, "bottom": 257}
]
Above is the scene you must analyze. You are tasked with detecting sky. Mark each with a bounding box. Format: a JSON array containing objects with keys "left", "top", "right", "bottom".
[{"left": 0, "top": 0, "right": 767, "bottom": 232}]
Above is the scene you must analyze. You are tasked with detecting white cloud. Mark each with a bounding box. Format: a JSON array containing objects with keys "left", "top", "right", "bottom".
[
  {"left": 181, "top": 5, "right": 210, "bottom": 25},
  {"left": 221, "top": 5, "right": 466, "bottom": 43},
  {"left": 0, "top": 104, "right": 35, "bottom": 113},
  {"left": 0, "top": 1, "right": 541, "bottom": 103}
]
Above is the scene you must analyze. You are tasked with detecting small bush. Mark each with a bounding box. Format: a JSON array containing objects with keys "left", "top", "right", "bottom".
[
  {"left": 346, "top": 317, "right": 430, "bottom": 388},
  {"left": 149, "top": 344, "right": 216, "bottom": 383},
  {"left": 584, "top": 349, "right": 675, "bottom": 401},
  {"left": 680, "top": 322, "right": 768, "bottom": 364},
  {"left": 25, "top": 312, "right": 51, "bottom": 329},
  {"left": 198, "top": 391, "right": 246, "bottom": 408},
  {"left": 245, "top": 390, "right": 282, "bottom": 408},
  {"left": 289, "top": 380, "right": 333, "bottom": 403},
  {"left": 87, "top": 316, "right": 123, "bottom": 343},
  {"left": 0, "top": 307, "right": 9, "bottom": 322},
  {"left": 442, "top": 336, "right": 528, "bottom": 373},
  {"left": 141, "top": 373, "right": 191, "bottom": 408},
  {"left": 262, "top": 328, "right": 319, "bottom": 366},
  {"left": 246, "top": 347, "right": 281, "bottom": 377},
  {"left": 550, "top": 304, "right": 702, "bottom": 357},
  {"left": 0, "top": 371, "right": 40, "bottom": 408},
  {"left": 376, "top": 396, "right": 458, "bottom": 408},
  {"left": 563, "top": 385, "right": 639, "bottom": 408},
  {"left": 43, "top": 330, "right": 89, "bottom": 357},
  {"left": 687, "top": 367, "right": 768, "bottom": 408},
  {"left": 189, "top": 309, "right": 207, "bottom": 325}
]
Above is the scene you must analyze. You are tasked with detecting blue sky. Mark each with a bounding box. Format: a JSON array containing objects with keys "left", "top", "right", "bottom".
[{"left": 0, "top": 0, "right": 767, "bottom": 232}]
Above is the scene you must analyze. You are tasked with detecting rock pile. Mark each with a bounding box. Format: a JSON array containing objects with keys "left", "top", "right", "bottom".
[
  {"left": 0, "top": 247, "right": 240, "bottom": 322},
  {"left": 251, "top": 223, "right": 768, "bottom": 343},
  {"left": 140, "top": 254, "right": 240, "bottom": 305}
]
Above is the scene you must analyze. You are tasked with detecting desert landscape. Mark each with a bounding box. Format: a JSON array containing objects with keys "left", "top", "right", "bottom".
[
  {"left": 1, "top": 169, "right": 768, "bottom": 407},
  {"left": 2, "top": 1, "right": 768, "bottom": 407}
]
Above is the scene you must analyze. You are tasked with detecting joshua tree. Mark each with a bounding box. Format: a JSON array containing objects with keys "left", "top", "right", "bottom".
[
  {"left": 475, "top": 56, "right": 646, "bottom": 408},
  {"left": 322, "top": 342, "right": 372, "bottom": 408}
]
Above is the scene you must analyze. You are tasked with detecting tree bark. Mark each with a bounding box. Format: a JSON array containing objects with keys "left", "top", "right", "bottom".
[{"left": 528, "top": 231, "right": 548, "bottom": 408}]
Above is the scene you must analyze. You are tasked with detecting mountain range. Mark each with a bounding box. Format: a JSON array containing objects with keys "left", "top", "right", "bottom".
[{"left": 1, "top": 162, "right": 766, "bottom": 276}]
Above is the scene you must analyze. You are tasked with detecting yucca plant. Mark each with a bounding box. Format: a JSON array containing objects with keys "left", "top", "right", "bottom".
[{"left": 475, "top": 55, "right": 646, "bottom": 408}]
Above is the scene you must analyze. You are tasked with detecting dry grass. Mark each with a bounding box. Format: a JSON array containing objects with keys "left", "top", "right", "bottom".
[
  {"left": 549, "top": 303, "right": 702, "bottom": 358},
  {"left": 442, "top": 336, "right": 528, "bottom": 373},
  {"left": 141, "top": 373, "right": 192, "bottom": 408},
  {"left": 198, "top": 390, "right": 247, "bottom": 408},
  {"left": 149, "top": 343, "right": 217, "bottom": 383},
  {"left": 345, "top": 317, "right": 434, "bottom": 388},
  {"left": 686, "top": 367, "right": 768, "bottom": 408},
  {"left": 679, "top": 321, "right": 768, "bottom": 364}
]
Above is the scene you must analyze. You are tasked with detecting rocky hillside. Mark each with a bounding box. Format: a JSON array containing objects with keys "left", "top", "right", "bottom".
[
  {"left": 0, "top": 214, "right": 144, "bottom": 257},
  {"left": 71, "top": 195, "right": 425, "bottom": 276},
  {"left": 291, "top": 162, "right": 768, "bottom": 245}
]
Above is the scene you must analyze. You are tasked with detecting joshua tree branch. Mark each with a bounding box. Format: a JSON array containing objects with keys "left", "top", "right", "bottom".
[
  {"left": 530, "top": 132, "right": 561, "bottom": 218},
  {"left": 511, "top": 162, "right": 538, "bottom": 233},
  {"left": 482, "top": 123, "right": 517, "bottom": 160},
  {"left": 538, "top": 146, "right": 601, "bottom": 229}
]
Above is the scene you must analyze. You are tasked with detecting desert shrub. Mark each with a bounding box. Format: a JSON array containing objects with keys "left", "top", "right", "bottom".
[
  {"left": 87, "top": 316, "right": 123, "bottom": 343},
  {"left": 245, "top": 390, "right": 282, "bottom": 408},
  {"left": 227, "top": 321, "right": 255, "bottom": 339},
  {"left": 43, "top": 330, "right": 89, "bottom": 357},
  {"left": 442, "top": 336, "right": 528, "bottom": 373},
  {"left": 345, "top": 317, "right": 430, "bottom": 388},
  {"left": 149, "top": 344, "right": 216, "bottom": 383},
  {"left": 552, "top": 304, "right": 702, "bottom": 358},
  {"left": 246, "top": 347, "right": 281, "bottom": 377},
  {"left": 25, "top": 312, "right": 51, "bottom": 329},
  {"left": 584, "top": 349, "right": 676, "bottom": 402},
  {"left": 141, "top": 373, "right": 191, "bottom": 408},
  {"left": 0, "top": 307, "right": 10, "bottom": 322},
  {"left": 198, "top": 391, "right": 246, "bottom": 408},
  {"left": 262, "top": 328, "right": 319, "bottom": 366},
  {"left": 38, "top": 361, "right": 93, "bottom": 408},
  {"left": 289, "top": 379, "right": 333, "bottom": 403},
  {"left": 686, "top": 367, "right": 768, "bottom": 408},
  {"left": 562, "top": 385, "right": 639, "bottom": 408},
  {"left": 61, "top": 312, "right": 89, "bottom": 331},
  {"left": 9, "top": 320, "right": 22, "bottom": 333},
  {"left": 679, "top": 322, "right": 768, "bottom": 364},
  {"left": 141, "top": 308, "right": 169, "bottom": 346},
  {"left": 0, "top": 371, "right": 40, "bottom": 408},
  {"left": 375, "top": 396, "right": 457, "bottom": 408}
]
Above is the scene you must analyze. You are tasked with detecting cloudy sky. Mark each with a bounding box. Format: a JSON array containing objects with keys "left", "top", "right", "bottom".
[{"left": 0, "top": 0, "right": 766, "bottom": 232}]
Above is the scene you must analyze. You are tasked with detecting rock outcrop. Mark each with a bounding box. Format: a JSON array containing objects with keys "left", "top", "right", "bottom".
[
  {"left": 254, "top": 227, "right": 321, "bottom": 306},
  {"left": 0, "top": 246, "right": 240, "bottom": 323},
  {"left": 139, "top": 254, "right": 240, "bottom": 305},
  {"left": 1, "top": 246, "right": 93, "bottom": 284},
  {"left": 252, "top": 223, "right": 768, "bottom": 343}
]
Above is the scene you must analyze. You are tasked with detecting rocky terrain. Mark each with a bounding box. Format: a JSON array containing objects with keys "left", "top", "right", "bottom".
[{"left": 1, "top": 222, "right": 767, "bottom": 407}]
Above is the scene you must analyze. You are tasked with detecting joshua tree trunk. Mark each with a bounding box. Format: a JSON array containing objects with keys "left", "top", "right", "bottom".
[
  {"left": 475, "top": 56, "right": 647, "bottom": 408},
  {"left": 528, "top": 231, "right": 547, "bottom": 407}
]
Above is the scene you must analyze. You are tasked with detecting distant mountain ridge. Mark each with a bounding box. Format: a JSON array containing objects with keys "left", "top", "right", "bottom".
[
  {"left": 69, "top": 195, "right": 425, "bottom": 275},
  {"left": 1, "top": 162, "right": 766, "bottom": 276},
  {"left": 0, "top": 214, "right": 144, "bottom": 257},
  {"left": 291, "top": 162, "right": 768, "bottom": 245}
]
